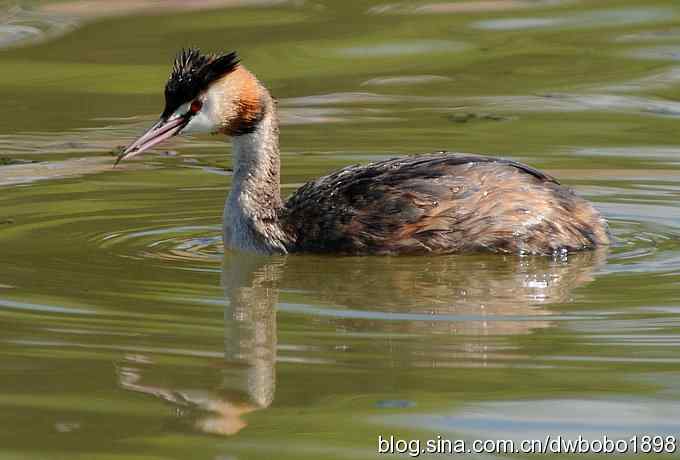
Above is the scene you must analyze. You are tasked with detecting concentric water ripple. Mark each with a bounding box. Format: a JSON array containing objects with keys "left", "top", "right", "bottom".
[{"left": 93, "top": 225, "right": 223, "bottom": 265}]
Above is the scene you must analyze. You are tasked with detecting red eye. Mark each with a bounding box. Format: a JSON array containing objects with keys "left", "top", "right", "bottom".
[{"left": 190, "top": 100, "right": 203, "bottom": 114}]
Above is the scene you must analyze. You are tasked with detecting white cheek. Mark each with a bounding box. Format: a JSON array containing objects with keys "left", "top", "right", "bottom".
[
  {"left": 183, "top": 110, "right": 215, "bottom": 134},
  {"left": 179, "top": 89, "right": 222, "bottom": 135}
]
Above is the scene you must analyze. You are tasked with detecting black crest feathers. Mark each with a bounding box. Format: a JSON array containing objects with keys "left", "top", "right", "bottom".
[{"left": 162, "top": 48, "right": 240, "bottom": 118}]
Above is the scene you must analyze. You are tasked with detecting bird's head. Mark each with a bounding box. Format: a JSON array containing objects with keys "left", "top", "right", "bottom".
[{"left": 116, "top": 48, "right": 265, "bottom": 164}]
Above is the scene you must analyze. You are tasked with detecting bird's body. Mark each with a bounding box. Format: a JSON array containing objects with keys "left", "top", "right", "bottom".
[
  {"left": 281, "top": 153, "right": 608, "bottom": 255},
  {"left": 119, "top": 49, "right": 610, "bottom": 256}
]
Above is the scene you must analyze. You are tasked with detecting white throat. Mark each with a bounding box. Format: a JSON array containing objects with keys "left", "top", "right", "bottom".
[{"left": 223, "top": 104, "right": 289, "bottom": 254}]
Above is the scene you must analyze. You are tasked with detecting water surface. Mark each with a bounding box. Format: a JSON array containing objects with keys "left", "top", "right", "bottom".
[{"left": 1, "top": 0, "right": 680, "bottom": 458}]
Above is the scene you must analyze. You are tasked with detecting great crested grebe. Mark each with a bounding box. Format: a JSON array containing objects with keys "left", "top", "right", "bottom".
[{"left": 117, "top": 49, "right": 610, "bottom": 255}]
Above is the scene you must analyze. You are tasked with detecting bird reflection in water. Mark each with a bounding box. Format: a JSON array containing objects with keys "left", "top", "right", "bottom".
[
  {"left": 118, "top": 254, "right": 280, "bottom": 436},
  {"left": 117, "top": 249, "right": 607, "bottom": 435}
]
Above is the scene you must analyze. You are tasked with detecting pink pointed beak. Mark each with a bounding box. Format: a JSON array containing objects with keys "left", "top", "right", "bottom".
[{"left": 115, "top": 115, "right": 189, "bottom": 165}]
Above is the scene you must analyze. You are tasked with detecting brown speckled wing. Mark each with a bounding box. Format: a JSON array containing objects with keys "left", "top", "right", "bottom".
[{"left": 280, "top": 152, "right": 608, "bottom": 255}]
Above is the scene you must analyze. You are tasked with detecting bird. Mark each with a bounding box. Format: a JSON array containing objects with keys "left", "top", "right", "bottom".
[{"left": 117, "top": 49, "right": 610, "bottom": 256}]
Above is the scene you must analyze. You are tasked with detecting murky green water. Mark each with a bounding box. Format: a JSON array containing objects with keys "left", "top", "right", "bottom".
[{"left": 2, "top": 0, "right": 680, "bottom": 458}]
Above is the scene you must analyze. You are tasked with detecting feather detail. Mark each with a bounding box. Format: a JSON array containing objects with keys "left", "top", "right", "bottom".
[
  {"left": 280, "top": 152, "right": 609, "bottom": 255},
  {"left": 163, "top": 48, "right": 240, "bottom": 119}
]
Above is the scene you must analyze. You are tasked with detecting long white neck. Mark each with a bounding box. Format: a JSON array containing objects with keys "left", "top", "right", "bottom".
[{"left": 224, "top": 100, "right": 289, "bottom": 254}]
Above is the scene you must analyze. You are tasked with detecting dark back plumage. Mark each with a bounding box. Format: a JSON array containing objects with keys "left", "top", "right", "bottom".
[
  {"left": 280, "top": 152, "right": 610, "bottom": 255},
  {"left": 162, "top": 48, "right": 240, "bottom": 118}
]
